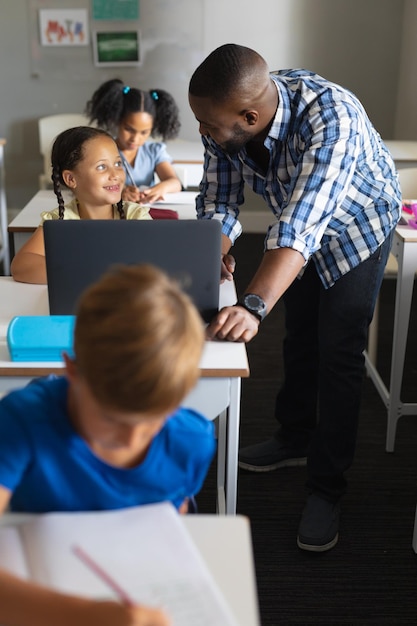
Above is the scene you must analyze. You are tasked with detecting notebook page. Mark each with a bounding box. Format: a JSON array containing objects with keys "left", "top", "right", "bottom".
[
  {"left": 20, "top": 502, "right": 238, "bottom": 626},
  {"left": 0, "top": 526, "right": 29, "bottom": 579}
]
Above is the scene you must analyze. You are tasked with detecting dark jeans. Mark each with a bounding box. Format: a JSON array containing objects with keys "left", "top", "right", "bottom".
[{"left": 274, "top": 231, "right": 394, "bottom": 502}]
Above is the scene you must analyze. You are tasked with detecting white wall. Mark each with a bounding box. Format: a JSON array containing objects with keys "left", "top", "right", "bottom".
[
  {"left": 0, "top": 0, "right": 407, "bottom": 211},
  {"left": 395, "top": 0, "right": 417, "bottom": 138}
]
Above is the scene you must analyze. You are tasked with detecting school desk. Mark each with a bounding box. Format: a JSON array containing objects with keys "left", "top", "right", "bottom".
[
  {"left": 0, "top": 512, "right": 261, "bottom": 626},
  {"left": 0, "top": 277, "right": 249, "bottom": 516},
  {"left": 384, "top": 139, "right": 417, "bottom": 169},
  {"left": 7, "top": 189, "right": 199, "bottom": 257},
  {"left": 364, "top": 220, "right": 417, "bottom": 452},
  {"left": 363, "top": 140, "right": 417, "bottom": 453}
]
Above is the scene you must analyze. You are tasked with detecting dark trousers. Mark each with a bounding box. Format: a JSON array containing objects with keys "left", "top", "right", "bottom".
[{"left": 274, "top": 232, "right": 394, "bottom": 502}]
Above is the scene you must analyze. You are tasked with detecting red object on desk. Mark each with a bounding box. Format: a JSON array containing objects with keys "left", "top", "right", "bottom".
[
  {"left": 149, "top": 208, "right": 179, "bottom": 220},
  {"left": 402, "top": 202, "right": 417, "bottom": 215}
]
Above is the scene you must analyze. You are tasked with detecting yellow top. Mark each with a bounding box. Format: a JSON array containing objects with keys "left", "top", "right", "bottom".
[{"left": 40, "top": 198, "right": 152, "bottom": 223}]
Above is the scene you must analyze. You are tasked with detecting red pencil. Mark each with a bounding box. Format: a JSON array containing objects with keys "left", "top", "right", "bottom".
[{"left": 72, "top": 544, "right": 135, "bottom": 606}]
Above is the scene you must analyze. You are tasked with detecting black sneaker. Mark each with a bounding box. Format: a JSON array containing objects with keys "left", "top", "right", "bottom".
[
  {"left": 238, "top": 437, "right": 307, "bottom": 472},
  {"left": 297, "top": 493, "right": 340, "bottom": 552}
]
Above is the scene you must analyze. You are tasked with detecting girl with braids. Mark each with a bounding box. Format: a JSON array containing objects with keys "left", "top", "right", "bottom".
[
  {"left": 86, "top": 79, "right": 182, "bottom": 204},
  {"left": 11, "top": 126, "right": 150, "bottom": 284}
]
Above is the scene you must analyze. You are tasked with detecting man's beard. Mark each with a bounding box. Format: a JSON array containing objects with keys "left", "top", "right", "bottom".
[{"left": 220, "top": 123, "right": 252, "bottom": 156}]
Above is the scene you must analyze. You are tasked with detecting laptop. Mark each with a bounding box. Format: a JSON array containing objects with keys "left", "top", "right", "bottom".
[{"left": 43, "top": 220, "right": 222, "bottom": 322}]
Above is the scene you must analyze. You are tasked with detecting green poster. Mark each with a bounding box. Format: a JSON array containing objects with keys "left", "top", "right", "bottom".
[{"left": 92, "top": 0, "right": 139, "bottom": 21}]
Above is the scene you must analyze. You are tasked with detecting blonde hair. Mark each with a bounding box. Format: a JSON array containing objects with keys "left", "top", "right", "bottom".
[{"left": 73, "top": 264, "right": 205, "bottom": 414}]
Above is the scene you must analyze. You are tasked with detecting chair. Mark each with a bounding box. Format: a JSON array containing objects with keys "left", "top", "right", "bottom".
[
  {"left": 38, "top": 114, "right": 91, "bottom": 189},
  {"left": 164, "top": 139, "right": 204, "bottom": 190}
]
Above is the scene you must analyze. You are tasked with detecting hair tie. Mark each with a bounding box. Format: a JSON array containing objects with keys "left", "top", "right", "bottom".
[
  {"left": 151, "top": 90, "right": 159, "bottom": 101},
  {"left": 123, "top": 86, "right": 131, "bottom": 94}
]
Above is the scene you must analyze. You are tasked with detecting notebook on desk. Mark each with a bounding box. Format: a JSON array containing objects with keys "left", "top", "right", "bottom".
[{"left": 43, "top": 219, "right": 221, "bottom": 322}]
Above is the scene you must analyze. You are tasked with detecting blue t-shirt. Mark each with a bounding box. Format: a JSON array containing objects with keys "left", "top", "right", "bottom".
[
  {"left": 0, "top": 377, "right": 216, "bottom": 513},
  {"left": 120, "top": 141, "right": 173, "bottom": 188}
]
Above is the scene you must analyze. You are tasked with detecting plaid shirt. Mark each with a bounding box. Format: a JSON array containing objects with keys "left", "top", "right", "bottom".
[{"left": 195, "top": 70, "right": 401, "bottom": 288}]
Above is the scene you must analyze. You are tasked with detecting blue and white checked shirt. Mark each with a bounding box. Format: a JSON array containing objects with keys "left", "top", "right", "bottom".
[{"left": 195, "top": 70, "right": 402, "bottom": 288}]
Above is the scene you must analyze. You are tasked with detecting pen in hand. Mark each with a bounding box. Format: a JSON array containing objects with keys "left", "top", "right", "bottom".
[{"left": 72, "top": 544, "right": 134, "bottom": 606}]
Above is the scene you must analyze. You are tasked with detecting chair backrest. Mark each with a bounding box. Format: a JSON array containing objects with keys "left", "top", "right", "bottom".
[{"left": 38, "top": 114, "right": 91, "bottom": 189}]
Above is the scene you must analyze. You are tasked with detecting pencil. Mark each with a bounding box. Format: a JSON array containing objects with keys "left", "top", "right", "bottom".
[{"left": 72, "top": 544, "right": 135, "bottom": 606}]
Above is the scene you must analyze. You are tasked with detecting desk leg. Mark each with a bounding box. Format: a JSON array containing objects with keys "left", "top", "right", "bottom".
[
  {"left": 0, "top": 143, "right": 10, "bottom": 275},
  {"left": 183, "top": 377, "right": 241, "bottom": 515},
  {"left": 225, "top": 377, "right": 241, "bottom": 515},
  {"left": 413, "top": 505, "right": 417, "bottom": 554},
  {"left": 216, "top": 409, "right": 227, "bottom": 515},
  {"left": 386, "top": 237, "right": 416, "bottom": 451}
]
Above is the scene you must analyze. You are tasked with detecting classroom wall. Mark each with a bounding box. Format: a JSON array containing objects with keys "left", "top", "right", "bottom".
[
  {"left": 394, "top": 0, "right": 417, "bottom": 138},
  {"left": 0, "top": 0, "right": 407, "bottom": 211}
]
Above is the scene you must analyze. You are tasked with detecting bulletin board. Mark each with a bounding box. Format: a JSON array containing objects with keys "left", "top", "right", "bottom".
[{"left": 26, "top": 0, "right": 205, "bottom": 141}]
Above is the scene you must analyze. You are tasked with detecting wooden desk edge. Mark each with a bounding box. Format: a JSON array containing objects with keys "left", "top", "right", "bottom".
[
  {"left": 8, "top": 226, "right": 37, "bottom": 233},
  {"left": 173, "top": 159, "right": 203, "bottom": 164},
  {"left": 0, "top": 366, "right": 250, "bottom": 378}
]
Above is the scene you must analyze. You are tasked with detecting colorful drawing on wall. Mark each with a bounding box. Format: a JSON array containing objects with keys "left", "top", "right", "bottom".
[
  {"left": 92, "top": 29, "right": 141, "bottom": 67},
  {"left": 38, "top": 9, "right": 89, "bottom": 46}
]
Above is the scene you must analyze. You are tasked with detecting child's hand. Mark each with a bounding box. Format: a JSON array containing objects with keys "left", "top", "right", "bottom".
[
  {"left": 122, "top": 185, "right": 141, "bottom": 203},
  {"left": 81, "top": 600, "right": 171, "bottom": 626},
  {"left": 138, "top": 187, "right": 165, "bottom": 204}
]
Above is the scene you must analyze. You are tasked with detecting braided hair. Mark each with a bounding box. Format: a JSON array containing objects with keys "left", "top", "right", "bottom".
[
  {"left": 85, "top": 79, "right": 181, "bottom": 140},
  {"left": 50, "top": 126, "right": 125, "bottom": 219}
]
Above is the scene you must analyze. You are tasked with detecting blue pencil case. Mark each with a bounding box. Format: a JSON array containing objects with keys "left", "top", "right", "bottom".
[{"left": 7, "top": 316, "right": 76, "bottom": 362}]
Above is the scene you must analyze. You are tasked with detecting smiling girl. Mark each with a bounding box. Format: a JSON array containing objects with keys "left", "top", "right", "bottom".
[{"left": 11, "top": 126, "right": 151, "bottom": 284}]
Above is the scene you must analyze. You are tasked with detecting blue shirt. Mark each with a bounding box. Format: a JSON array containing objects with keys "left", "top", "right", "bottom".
[
  {"left": 120, "top": 141, "right": 173, "bottom": 188},
  {"left": 0, "top": 377, "right": 216, "bottom": 513},
  {"left": 196, "top": 69, "right": 402, "bottom": 288}
]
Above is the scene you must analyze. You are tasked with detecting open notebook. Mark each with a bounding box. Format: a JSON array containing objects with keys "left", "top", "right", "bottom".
[{"left": 0, "top": 502, "right": 238, "bottom": 626}]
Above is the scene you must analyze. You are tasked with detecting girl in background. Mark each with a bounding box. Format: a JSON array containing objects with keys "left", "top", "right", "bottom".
[
  {"left": 11, "top": 126, "right": 150, "bottom": 284},
  {"left": 86, "top": 79, "right": 182, "bottom": 204}
]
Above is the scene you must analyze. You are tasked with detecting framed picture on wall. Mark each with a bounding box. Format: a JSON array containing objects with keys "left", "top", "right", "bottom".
[
  {"left": 92, "top": 28, "right": 141, "bottom": 67},
  {"left": 39, "top": 9, "right": 89, "bottom": 46}
]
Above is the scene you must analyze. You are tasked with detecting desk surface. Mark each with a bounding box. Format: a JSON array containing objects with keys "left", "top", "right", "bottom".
[
  {"left": 8, "top": 190, "right": 198, "bottom": 232},
  {"left": 1, "top": 513, "right": 260, "bottom": 626},
  {"left": 384, "top": 139, "right": 417, "bottom": 161},
  {"left": 0, "top": 278, "right": 249, "bottom": 378}
]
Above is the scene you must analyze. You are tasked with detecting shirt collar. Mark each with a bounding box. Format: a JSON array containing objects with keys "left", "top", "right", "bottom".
[{"left": 265, "top": 74, "right": 292, "bottom": 147}]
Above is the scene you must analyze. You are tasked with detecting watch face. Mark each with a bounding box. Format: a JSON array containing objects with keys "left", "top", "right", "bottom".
[
  {"left": 242, "top": 293, "right": 266, "bottom": 320},
  {"left": 245, "top": 294, "right": 262, "bottom": 309}
]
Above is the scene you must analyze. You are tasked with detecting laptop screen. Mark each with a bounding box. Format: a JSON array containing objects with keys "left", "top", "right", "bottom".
[{"left": 43, "top": 219, "right": 222, "bottom": 322}]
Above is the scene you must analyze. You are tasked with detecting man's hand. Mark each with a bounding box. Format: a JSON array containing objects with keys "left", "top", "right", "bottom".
[
  {"left": 206, "top": 305, "right": 260, "bottom": 342},
  {"left": 221, "top": 254, "right": 236, "bottom": 282}
]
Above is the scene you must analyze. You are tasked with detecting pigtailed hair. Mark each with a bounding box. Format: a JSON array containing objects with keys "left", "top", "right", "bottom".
[
  {"left": 51, "top": 167, "right": 66, "bottom": 220},
  {"left": 116, "top": 198, "right": 126, "bottom": 219},
  {"left": 85, "top": 78, "right": 125, "bottom": 133},
  {"left": 86, "top": 79, "right": 181, "bottom": 141},
  {"left": 147, "top": 89, "right": 181, "bottom": 140}
]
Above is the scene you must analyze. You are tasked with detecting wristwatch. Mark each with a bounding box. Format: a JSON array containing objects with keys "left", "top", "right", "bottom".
[{"left": 237, "top": 293, "right": 267, "bottom": 322}]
